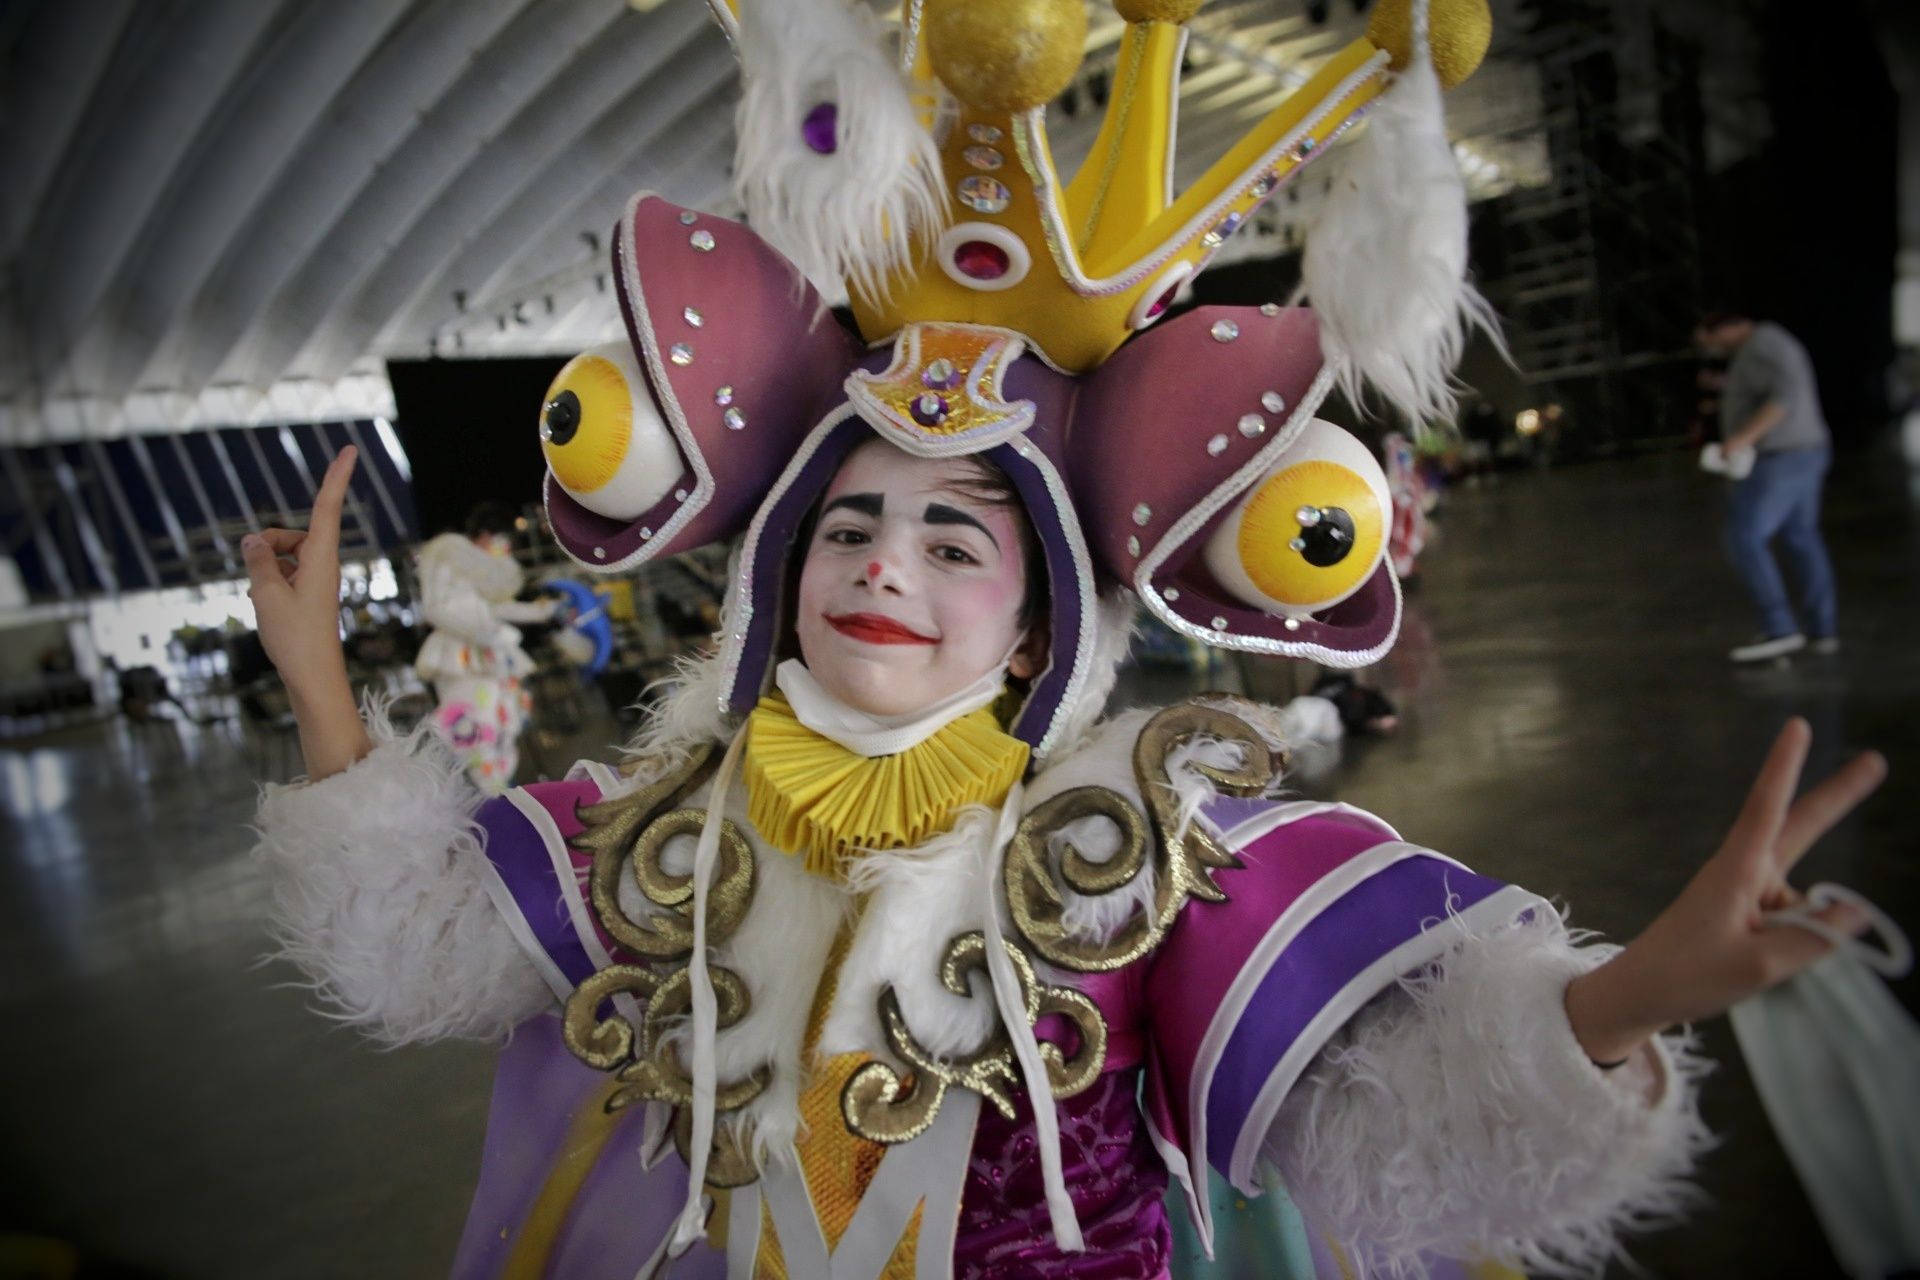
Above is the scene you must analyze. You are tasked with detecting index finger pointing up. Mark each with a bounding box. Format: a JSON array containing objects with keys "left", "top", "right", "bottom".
[{"left": 307, "top": 446, "right": 358, "bottom": 563}]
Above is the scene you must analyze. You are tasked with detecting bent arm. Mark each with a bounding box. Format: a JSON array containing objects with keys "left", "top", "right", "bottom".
[
  {"left": 254, "top": 701, "right": 553, "bottom": 1044},
  {"left": 1267, "top": 913, "right": 1710, "bottom": 1276}
]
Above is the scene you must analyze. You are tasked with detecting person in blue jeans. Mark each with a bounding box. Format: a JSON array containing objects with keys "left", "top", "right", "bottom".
[{"left": 1697, "top": 310, "right": 1839, "bottom": 662}]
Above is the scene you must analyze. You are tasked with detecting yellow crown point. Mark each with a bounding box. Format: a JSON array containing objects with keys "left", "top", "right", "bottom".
[
  {"left": 1114, "top": 0, "right": 1204, "bottom": 22},
  {"left": 1366, "top": 0, "right": 1492, "bottom": 90},
  {"left": 926, "top": 0, "right": 1088, "bottom": 113}
]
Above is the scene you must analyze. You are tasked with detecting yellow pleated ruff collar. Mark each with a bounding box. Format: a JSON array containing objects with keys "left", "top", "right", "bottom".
[{"left": 742, "top": 691, "right": 1030, "bottom": 880}]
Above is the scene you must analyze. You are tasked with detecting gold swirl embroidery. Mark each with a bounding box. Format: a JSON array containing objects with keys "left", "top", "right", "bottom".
[
  {"left": 1005, "top": 700, "right": 1282, "bottom": 972},
  {"left": 841, "top": 932, "right": 1106, "bottom": 1145},
  {"left": 560, "top": 747, "right": 767, "bottom": 1186}
]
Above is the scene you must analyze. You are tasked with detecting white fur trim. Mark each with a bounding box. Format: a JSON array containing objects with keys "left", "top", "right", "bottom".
[
  {"left": 731, "top": 0, "right": 946, "bottom": 303},
  {"left": 821, "top": 808, "right": 1000, "bottom": 1060},
  {"left": 1267, "top": 911, "right": 1713, "bottom": 1278},
  {"left": 252, "top": 700, "right": 551, "bottom": 1044},
  {"left": 1300, "top": 37, "right": 1503, "bottom": 426}
]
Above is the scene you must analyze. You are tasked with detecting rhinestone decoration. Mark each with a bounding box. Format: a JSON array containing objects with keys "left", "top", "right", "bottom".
[
  {"left": 639, "top": 527, "right": 653, "bottom": 541},
  {"left": 669, "top": 343, "right": 693, "bottom": 366},
  {"left": 1296, "top": 505, "right": 1322, "bottom": 527},
  {"left": 967, "top": 122, "right": 1003, "bottom": 143},
  {"left": 1238, "top": 413, "right": 1266, "bottom": 437},
  {"left": 690, "top": 229, "right": 716, "bottom": 252},
  {"left": 1292, "top": 136, "right": 1317, "bottom": 162},
  {"left": 1284, "top": 617, "right": 1302, "bottom": 631},
  {"left": 1127, "top": 535, "right": 1141, "bottom": 556},
  {"left": 921, "top": 358, "right": 961, "bottom": 390},
  {"left": 1132, "top": 503, "right": 1152, "bottom": 526},
  {"left": 1207, "top": 434, "right": 1229, "bottom": 456},
  {"left": 1202, "top": 211, "right": 1243, "bottom": 249},
  {"left": 714, "top": 385, "right": 734, "bottom": 406},
  {"left": 1260, "top": 302, "right": 1281, "bottom": 317},
  {"left": 673, "top": 488, "right": 688, "bottom": 502},
  {"left": 1165, "top": 588, "right": 1180, "bottom": 601},
  {"left": 802, "top": 101, "right": 838, "bottom": 154},
  {"left": 909, "top": 392, "right": 950, "bottom": 427},
  {"left": 1211, "top": 319, "right": 1240, "bottom": 343},
  {"left": 952, "top": 239, "right": 1011, "bottom": 279},
  {"left": 1289, "top": 537, "right": 1307, "bottom": 551},
  {"left": 1211, "top": 616, "right": 1229, "bottom": 631},
  {"left": 1252, "top": 172, "right": 1277, "bottom": 198},
  {"left": 723, "top": 407, "right": 746, "bottom": 430},
  {"left": 593, "top": 546, "right": 606, "bottom": 559},
  {"left": 679, "top": 211, "right": 698, "bottom": 226},
  {"left": 683, "top": 306, "right": 703, "bottom": 327},
  {"left": 963, "top": 145, "right": 1004, "bottom": 170},
  {"left": 1261, "top": 391, "right": 1286, "bottom": 412},
  {"left": 1143, "top": 283, "right": 1180, "bottom": 321},
  {"left": 957, "top": 176, "right": 1011, "bottom": 214}
]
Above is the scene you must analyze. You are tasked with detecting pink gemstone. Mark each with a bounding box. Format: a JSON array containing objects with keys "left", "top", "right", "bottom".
[
  {"left": 952, "top": 240, "right": 1010, "bottom": 281},
  {"left": 1145, "top": 284, "right": 1179, "bottom": 319}
]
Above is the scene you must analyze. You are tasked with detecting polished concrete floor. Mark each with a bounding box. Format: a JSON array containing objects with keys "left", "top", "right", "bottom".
[{"left": 4, "top": 448, "right": 1916, "bottom": 1279}]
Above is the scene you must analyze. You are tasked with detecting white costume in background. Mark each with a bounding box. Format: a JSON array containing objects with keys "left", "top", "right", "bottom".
[{"left": 412, "top": 533, "right": 548, "bottom": 794}]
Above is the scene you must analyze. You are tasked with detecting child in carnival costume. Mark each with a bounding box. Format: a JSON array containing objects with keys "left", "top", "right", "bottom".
[
  {"left": 414, "top": 502, "right": 554, "bottom": 794},
  {"left": 244, "top": 0, "right": 1888, "bottom": 1275}
]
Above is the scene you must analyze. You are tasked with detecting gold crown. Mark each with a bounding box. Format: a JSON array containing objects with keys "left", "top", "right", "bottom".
[{"left": 735, "top": 0, "right": 1492, "bottom": 374}]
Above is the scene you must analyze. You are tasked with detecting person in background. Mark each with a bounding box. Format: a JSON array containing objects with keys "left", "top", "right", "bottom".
[
  {"left": 1696, "top": 309, "right": 1839, "bottom": 663},
  {"left": 412, "top": 500, "right": 555, "bottom": 793}
]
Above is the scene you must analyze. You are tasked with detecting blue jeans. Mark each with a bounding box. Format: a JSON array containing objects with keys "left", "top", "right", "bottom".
[{"left": 1723, "top": 446, "right": 1837, "bottom": 639}]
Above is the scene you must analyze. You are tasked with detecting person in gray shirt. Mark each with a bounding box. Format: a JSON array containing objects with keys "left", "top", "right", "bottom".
[{"left": 1696, "top": 310, "right": 1838, "bottom": 662}]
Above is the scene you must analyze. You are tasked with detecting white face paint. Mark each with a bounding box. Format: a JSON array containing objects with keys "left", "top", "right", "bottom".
[{"left": 795, "top": 438, "right": 1041, "bottom": 718}]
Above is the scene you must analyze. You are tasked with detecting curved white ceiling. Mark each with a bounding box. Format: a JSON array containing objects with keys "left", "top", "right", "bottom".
[{"left": 1, "top": 0, "right": 1555, "bottom": 441}]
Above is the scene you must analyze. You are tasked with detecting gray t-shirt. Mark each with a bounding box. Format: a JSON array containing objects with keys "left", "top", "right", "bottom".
[{"left": 1720, "top": 321, "right": 1830, "bottom": 452}]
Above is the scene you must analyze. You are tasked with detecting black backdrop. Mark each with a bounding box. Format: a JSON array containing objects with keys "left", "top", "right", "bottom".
[{"left": 387, "top": 355, "right": 568, "bottom": 538}]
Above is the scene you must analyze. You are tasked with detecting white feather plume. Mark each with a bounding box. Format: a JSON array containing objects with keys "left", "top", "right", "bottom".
[
  {"left": 731, "top": 0, "right": 947, "bottom": 304},
  {"left": 1301, "top": 1, "right": 1503, "bottom": 426}
]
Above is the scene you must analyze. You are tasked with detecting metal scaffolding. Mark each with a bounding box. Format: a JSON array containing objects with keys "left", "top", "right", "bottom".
[{"left": 1488, "top": 0, "right": 1714, "bottom": 454}]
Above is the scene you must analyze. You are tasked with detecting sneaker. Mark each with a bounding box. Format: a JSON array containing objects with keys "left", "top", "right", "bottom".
[
  {"left": 1730, "top": 633, "right": 1807, "bottom": 663},
  {"left": 1808, "top": 636, "right": 1841, "bottom": 656}
]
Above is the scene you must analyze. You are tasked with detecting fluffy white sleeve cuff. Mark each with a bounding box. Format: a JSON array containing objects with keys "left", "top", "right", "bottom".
[
  {"left": 1266, "top": 912, "right": 1713, "bottom": 1278},
  {"left": 253, "top": 706, "right": 554, "bottom": 1045}
]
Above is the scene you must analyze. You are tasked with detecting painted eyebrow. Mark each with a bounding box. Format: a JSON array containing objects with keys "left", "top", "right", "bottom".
[
  {"left": 923, "top": 502, "right": 999, "bottom": 550},
  {"left": 822, "top": 493, "right": 883, "bottom": 519}
]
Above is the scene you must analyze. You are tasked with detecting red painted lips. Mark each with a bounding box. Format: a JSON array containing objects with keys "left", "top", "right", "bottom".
[{"left": 825, "top": 613, "right": 938, "bottom": 645}]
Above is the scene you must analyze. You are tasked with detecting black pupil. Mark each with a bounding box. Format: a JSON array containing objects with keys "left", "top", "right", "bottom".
[
  {"left": 544, "top": 390, "right": 581, "bottom": 445},
  {"left": 1299, "top": 506, "right": 1355, "bottom": 567}
]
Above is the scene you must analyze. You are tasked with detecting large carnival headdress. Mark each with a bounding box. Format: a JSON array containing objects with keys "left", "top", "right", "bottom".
[{"left": 536, "top": 0, "right": 1495, "bottom": 759}]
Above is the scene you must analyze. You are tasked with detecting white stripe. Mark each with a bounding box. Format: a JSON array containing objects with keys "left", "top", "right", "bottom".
[
  {"left": 474, "top": 858, "right": 574, "bottom": 1002},
  {"left": 760, "top": 1161, "right": 830, "bottom": 1275},
  {"left": 1185, "top": 841, "right": 1473, "bottom": 1219},
  {"left": 1208, "top": 799, "right": 1401, "bottom": 849},
  {"left": 1226, "top": 884, "right": 1550, "bottom": 1189},
  {"left": 726, "top": 1183, "right": 762, "bottom": 1280},
  {"left": 506, "top": 787, "right": 617, "bottom": 972},
  {"left": 1143, "top": 1106, "right": 1212, "bottom": 1259}
]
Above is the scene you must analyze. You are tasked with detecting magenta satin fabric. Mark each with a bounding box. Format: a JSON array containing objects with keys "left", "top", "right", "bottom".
[{"left": 952, "top": 1068, "right": 1172, "bottom": 1279}]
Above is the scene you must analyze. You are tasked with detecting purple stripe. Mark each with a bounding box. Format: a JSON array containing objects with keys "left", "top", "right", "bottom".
[
  {"left": 1198, "top": 794, "right": 1278, "bottom": 834},
  {"left": 452, "top": 1014, "right": 724, "bottom": 1279},
  {"left": 477, "top": 795, "right": 597, "bottom": 988},
  {"left": 1204, "top": 856, "right": 1507, "bottom": 1174}
]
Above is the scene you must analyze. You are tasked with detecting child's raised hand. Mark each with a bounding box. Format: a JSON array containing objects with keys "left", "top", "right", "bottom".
[
  {"left": 1564, "top": 718, "right": 1887, "bottom": 1066},
  {"left": 243, "top": 447, "right": 356, "bottom": 686},
  {"left": 241, "top": 447, "right": 372, "bottom": 779}
]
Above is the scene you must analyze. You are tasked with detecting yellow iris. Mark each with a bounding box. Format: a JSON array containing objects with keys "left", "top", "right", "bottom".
[
  {"left": 540, "top": 353, "right": 633, "bottom": 495},
  {"left": 1236, "top": 459, "right": 1384, "bottom": 608}
]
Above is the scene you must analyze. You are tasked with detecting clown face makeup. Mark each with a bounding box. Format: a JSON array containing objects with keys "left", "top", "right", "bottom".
[{"left": 796, "top": 438, "right": 1037, "bottom": 718}]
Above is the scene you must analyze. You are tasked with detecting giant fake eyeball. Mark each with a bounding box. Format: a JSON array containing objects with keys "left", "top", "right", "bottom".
[
  {"left": 539, "top": 341, "right": 679, "bottom": 520},
  {"left": 1202, "top": 419, "right": 1390, "bottom": 618}
]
